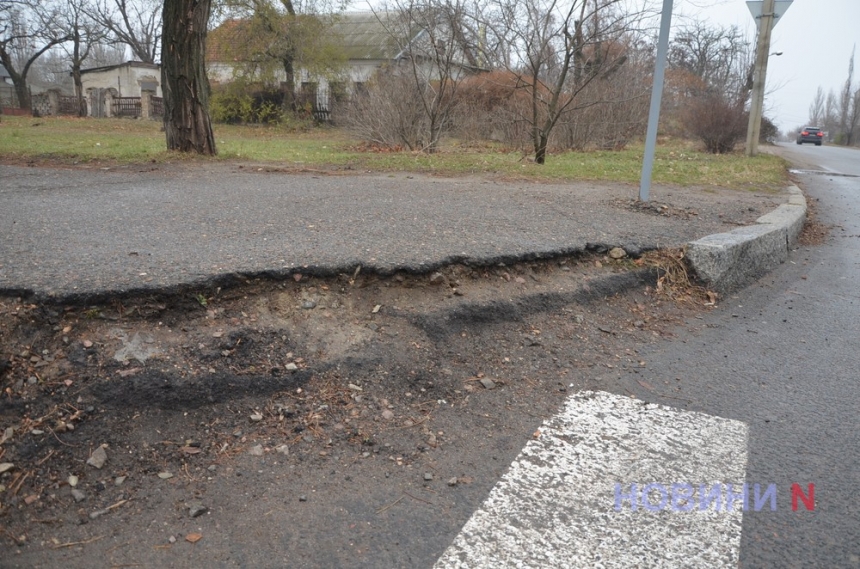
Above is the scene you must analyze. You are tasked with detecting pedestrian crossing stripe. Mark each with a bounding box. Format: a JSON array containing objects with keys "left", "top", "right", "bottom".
[{"left": 434, "top": 390, "right": 749, "bottom": 568}]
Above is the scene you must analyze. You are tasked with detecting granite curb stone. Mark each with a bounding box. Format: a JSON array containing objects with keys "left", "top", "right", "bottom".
[{"left": 686, "top": 185, "right": 806, "bottom": 293}]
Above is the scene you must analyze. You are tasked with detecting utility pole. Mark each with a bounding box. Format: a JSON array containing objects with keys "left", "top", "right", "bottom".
[{"left": 745, "top": 0, "right": 776, "bottom": 157}]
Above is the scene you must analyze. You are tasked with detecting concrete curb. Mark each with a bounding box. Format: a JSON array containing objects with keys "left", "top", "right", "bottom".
[{"left": 686, "top": 185, "right": 806, "bottom": 293}]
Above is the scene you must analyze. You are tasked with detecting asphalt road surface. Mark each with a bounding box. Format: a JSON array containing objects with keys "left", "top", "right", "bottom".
[
  {"left": 3, "top": 145, "right": 857, "bottom": 568},
  {"left": 434, "top": 144, "right": 860, "bottom": 568},
  {"left": 0, "top": 164, "right": 781, "bottom": 302}
]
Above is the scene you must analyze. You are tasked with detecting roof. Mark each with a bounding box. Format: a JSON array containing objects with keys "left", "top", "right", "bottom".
[
  {"left": 330, "top": 12, "right": 417, "bottom": 61},
  {"left": 207, "top": 12, "right": 420, "bottom": 64},
  {"left": 80, "top": 61, "right": 160, "bottom": 75}
]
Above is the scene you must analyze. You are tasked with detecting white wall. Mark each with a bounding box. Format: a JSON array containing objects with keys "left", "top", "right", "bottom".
[{"left": 81, "top": 64, "right": 162, "bottom": 97}]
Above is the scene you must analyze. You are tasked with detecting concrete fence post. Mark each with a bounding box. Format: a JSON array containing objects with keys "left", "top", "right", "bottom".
[
  {"left": 47, "top": 89, "right": 60, "bottom": 116},
  {"left": 141, "top": 91, "right": 152, "bottom": 119}
]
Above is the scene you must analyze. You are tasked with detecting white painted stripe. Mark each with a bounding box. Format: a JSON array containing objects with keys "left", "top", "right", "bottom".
[{"left": 435, "top": 391, "right": 749, "bottom": 569}]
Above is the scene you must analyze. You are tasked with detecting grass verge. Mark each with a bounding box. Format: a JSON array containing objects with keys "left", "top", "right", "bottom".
[{"left": 0, "top": 115, "right": 788, "bottom": 190}]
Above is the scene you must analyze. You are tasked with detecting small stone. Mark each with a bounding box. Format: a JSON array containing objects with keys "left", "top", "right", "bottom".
[
  {"left": 275, "top": 444, "right": 290, "bottom": 456},
  {"left": 367, "top": 322, "right": 379, "bottom": 332},
  {"left": 447, "top": 477, "right": 458, "bottom": 486},
  {"left": 27, "top": 376, "right": 37, "bottom": 385},
  {"left": 515, "top": 277, "right": 526, "bottom": 284},
  {"left": 114, "top": 476, "right": 126, "bottom": 486},
  {"left": 168, "top": 536, "right": 177, "bottom": 544},
  {"left": 609, "top": 247, "right": 627, "bottom": 259},
  {"left": 480, "top": 378, "right": 496, "bottom": 390},
  {"left": 381, "top": 410, "right": 394, "bottom": 420},
  {"left": 68, "top": 475, "right": 79, "bottom": 487},
  {"left": 71, "top": 489, "right": 86, "bottom": 503},
  {"left": 299, "top": 495, "right": 307, "bottom": 502},
  {"left": 250, "top": 413, "right": 264, "bottom": 422},
  {"left": 208, "top": 465, "right": 217, "bottom": 472},
  {"left": 423, "top": 472, "right": 434, "bottom": 481},
  {"left": 301, "top": 300, "right": 317, "bottom": 310},
  {"left": 158, "top": 472, "right": 174, "bottom": 480},
  {"left": 285, "top": 363, "right": 298, "bottom": 371},
  {"left": 248, "top": 445, "right": 264, "bottom": 456},
  {"left": 87, "top": 445, "right": 107, "bottom": 469},
  {"left": 31, "top": 429, "right": 44, "bottom": 435},
  {"left": 362, "top": 452, "right": 371, "bottom": 458},
  {"left": 429, "top": 272, "right": 445, "bottom": 285},
  {"left": 595, "top": 260, "right": 602, "bottom": 268},
  {"left": 347, "top": 383, "right": 363, "bottom": 392},
  {"left": 574, "top": 314, "right": 585, "bottom": 324},
  {"left": 82, "top": 340, "right": 93, "bottom": 348},
  {"left": 188, "top": 501, "right": 208, "bottom": 518}
]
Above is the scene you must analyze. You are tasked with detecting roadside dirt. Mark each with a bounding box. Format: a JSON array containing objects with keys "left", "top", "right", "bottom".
[{"left": 0, "top": 253, "right": 732, "bottom": 567}]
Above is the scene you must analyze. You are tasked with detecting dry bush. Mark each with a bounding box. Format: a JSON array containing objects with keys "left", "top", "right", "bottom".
[
  {"left": 681, "top": 92, "right": 748, "bottom": 154},
  {"left": 552, "top": 71, "right": 650, "bottom": 151},
  {"left": 453, "top": 66, "right": 649, "bottom": 152},
  {"left": 453, "top": 71, "right": 532, "bottom": 148},
  {"left": 340, "top": 66, "right": 432, "bottom": 150}
]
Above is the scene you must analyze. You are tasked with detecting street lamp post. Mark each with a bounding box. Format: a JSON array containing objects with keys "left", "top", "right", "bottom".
[{"left": 745, "top": 0, "right": 776, "bottom": 157}]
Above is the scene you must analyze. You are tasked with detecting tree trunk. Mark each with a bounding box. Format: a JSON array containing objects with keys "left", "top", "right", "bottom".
[
  {"left": 161, "top": 0, "right": 217, "bottom": 155},
  {"left": 73, "top": 67, "right": 85, "bottom": 117},
  {"left": 535, "top": 133, "right": 548, "bottom": 165},
  {"left": 13, "top": 81, "right": 31, "bottom": 113},
  {"left": 282, "top": 56, "right": 296, "bottom": 112}
]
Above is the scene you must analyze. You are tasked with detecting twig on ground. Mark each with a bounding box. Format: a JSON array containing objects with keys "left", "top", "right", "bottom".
[{"left": 52, "top": 535, "right": 105, "bottom": 549}]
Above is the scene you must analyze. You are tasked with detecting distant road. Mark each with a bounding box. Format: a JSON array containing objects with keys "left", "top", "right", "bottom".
[{"left": 772, "top": 142, "right": 860, "bottom": 177}]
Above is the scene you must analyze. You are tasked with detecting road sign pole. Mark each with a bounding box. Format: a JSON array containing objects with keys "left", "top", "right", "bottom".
[
  {"left": 745, "top": 0, "right": 776, "bottom": 157},
  {"left": 639, "top": 0, "right": 673, "bottom": 202}
]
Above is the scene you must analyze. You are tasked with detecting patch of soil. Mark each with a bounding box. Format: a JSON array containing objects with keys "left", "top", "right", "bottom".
[
  {"left": 795, "top": 189, "right": 831, "bottom": 246},
  {"left": 0, "top": 253, "right": 719, "bottom": 566}
]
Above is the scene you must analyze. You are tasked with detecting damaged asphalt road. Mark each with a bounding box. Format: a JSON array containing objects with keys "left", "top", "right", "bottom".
[
  {"left": 0, "top": 163, "right": 784, "bottom": 302},
  {"left": 0, "top": 163, "right": 798, "bottom": 567}
]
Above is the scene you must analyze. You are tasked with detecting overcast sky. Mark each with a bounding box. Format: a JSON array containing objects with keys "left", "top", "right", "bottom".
[{"left": 676, "top": 0, "right": 860, "bottom": 132}]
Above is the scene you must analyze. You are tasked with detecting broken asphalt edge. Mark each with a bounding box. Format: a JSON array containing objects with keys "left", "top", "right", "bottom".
[
  {"left": 686, "top": 185, "right": 807, "bottom": 294},
  {"left": 1, "top": 242, "right": 658, "bottom": 307}
]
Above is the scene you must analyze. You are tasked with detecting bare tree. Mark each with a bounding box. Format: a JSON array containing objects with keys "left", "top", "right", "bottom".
[
  {"left": 668, "top": 20, "right": 750, "bottom": 98},
  {"left": 807, "top": 86, "right": 825, "bottom": 126},
  {"left": 162, "top": 0, "right": 216, "bottom": 154},
  {"left": 0, "top": 1, "right": 70, "bottom": 110},
  {"left": 90, "top": 0, "right": 161, "bottom": 63},
  {"left": 58, "top": 0, "right": 107, "bottom": 115},
  {"left": 838, "top": 47, "right": 858, "bottom": 146},
  {"left": 476, "top": 0, "right": 646, "bottom": 164},
  {"left": 372, "top": 0, "right": 478, "bottom": 152}
]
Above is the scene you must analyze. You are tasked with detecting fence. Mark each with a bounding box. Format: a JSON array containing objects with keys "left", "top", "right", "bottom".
[
  {"left": 58, "top": 95, "right": 86, "bottom": 116},
  {"left": 112, "top": 96, "right": 142, "bottom": 118},
  {"left": 152, "top": 96, "right": 163, "bottom": 117}
]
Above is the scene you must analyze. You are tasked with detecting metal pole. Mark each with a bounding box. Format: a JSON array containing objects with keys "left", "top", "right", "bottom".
[
  {"left": 639, "top": 0, "right": 673, "bottom": 202},
  {"left": 745, "top": 0, "right": 776, "bottom": 157}
]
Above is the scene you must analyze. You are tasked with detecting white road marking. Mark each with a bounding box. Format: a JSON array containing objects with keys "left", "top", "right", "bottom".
[{"left": 435, "top": 391, "right": 749, "bottom": 568}]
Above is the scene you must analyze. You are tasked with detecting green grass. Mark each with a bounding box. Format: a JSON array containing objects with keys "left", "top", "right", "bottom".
[{"left": 0, "top": 115, "right": 788, "bottom": 191}]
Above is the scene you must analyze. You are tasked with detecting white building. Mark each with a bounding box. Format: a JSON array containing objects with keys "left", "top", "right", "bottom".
[{"left": 80, "top": 61, "right": 162, "bottom": 98}]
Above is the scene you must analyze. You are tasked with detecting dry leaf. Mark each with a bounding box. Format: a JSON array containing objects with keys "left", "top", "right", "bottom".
[
  {"left": 180, "top": 446, "right": 201, "bottom": 455},
  {"left": 185, "top": 533, "right": 203, "bottom": 543}
]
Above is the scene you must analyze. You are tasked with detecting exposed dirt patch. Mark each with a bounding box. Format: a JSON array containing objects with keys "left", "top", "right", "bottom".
[
  {"left": 0, "top": 254, "right": 721, "bottom": 566},
  {"left": 796, "top": 191, "right": 831, "bottom": 246}
]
